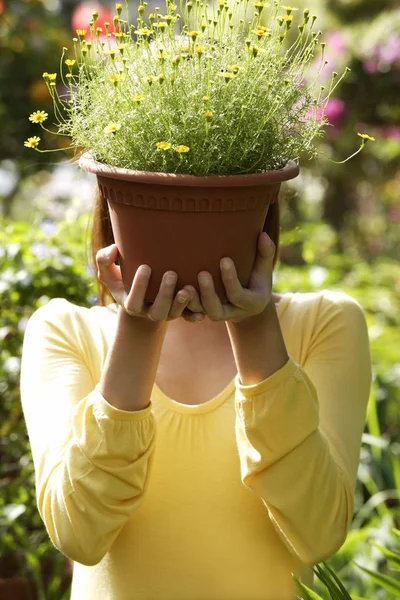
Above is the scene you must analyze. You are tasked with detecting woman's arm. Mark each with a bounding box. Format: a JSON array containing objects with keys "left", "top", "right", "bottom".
[
  {"left": 225, "top": 297, "right": 288, "bottom": 385},
  {"left": 20, "top": 300, "right": 165, "bottom": 566},
  {"left": 226, "top": 291, "right": 371, "bottom": 566},
  {"left": 99, "top": 306, "right": 167, "bottom": 411}
]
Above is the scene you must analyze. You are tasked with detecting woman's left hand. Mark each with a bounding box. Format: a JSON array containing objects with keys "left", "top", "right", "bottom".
[{"left": 183, "top": 232, "right": 276, "bottom": 324}]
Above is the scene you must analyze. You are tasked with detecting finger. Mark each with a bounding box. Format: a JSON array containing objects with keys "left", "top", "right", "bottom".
[
  {"left": 168, "top": 289, "right": 191, "bottom": 320},
  {"left": 198, "top": 272, "right": 224, "bottom": 321},
  {"left": 181, "top": 309, "right": 205, "bottom": 323},
  {"left": 124, "top": 264, "right": 152, "bottom": 315},
  {"left": 220, "top": 257, "right": 252, "bottom": 310},
  {"left": 147, "top": 271, "right": 177, "bottom": 321},
  {"left": 96, "top": 245, "right": 126, "bottom": 305},
  {"left": 250, "top": 232, "right": 275, "bottom": 290},
  {"left": 182, "top": 285, "right": 204, "bottom": 314}
]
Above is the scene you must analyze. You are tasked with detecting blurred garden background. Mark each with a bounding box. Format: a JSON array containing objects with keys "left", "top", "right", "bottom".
[{"left": 0, "top": 0, "right": 399, "bottom": 598}]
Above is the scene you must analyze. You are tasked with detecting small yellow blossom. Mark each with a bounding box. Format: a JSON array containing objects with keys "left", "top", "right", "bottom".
[
  {"left": 242, "top": 105, "right": 248, "bottom": 110},
  {"left": 43, "top": 73, "right": 57, "bottom": 81},
  {"left": 156, "top": 142, "right": 172, "bottom": 150},
  {"left": 154, "top": 22, "right": 168, "bottom": 29},
  {"left": 282, "top": 6, "right": 298, "bottom": 14},
  {"left": 109, "top": 75, "right": 121, "bottom": 86},
  {"left": 195, "top": 45, "right": 207, "bottom": 55},
  {"left": 218, "top": 72, "right": 237, "bottom": 81},
  {"left": 96, "top": 27, "right": 103, "bottom": 35},
  {"left": 357, "top": 133, "right": 376, "bottom": 142},
  {"left": 24, "top": 136, "right": 41, "bottom": 148},
  {"left": 189, "top": 30, "right": 201, "bottom": 41},
  {"left": 131, "top": 94, "right": 146, "bottom": 102},
  {"left": 174, "top": 145, "right": 190, "bottom": 153},
  {"left": 205, "top": 111, "right": 213, "bottom": 119},
  {"left": 147, "top": 75, "right": 157, "bottom": 85},
  {"left": 117, "top": 44, "right": 127, "bottom": 53},
  {"left": 104, "top": 122, "right": 121, "bottom": 134},
  {"left": 29, "top": 110, "right": 48, "bottom": 124},
  {"left": 283, "top": 15, "right": 293, "bottom": 22},
  {"left": 76, "top": 29, "right": 87, "bottom": 40},
  {"left": 158, "top": 74, "right": 166, "bottom": 83},
  {"left": 134, "top": 28, "right": 153, "bottom": 36},
  {"left": 228, "top": 65, "right": 240, "bottom": 73},
  {"left": 116, "top": 3, "right": 123, "bottom": 12},
  {"left": 253, "top": 1, "right": 269, "bottom": 12},
  {"left": 202, "top": 95, "right": 209, "bottom": 101},
  {"left": 65, "top": 59, "right": 76, "bottom": 67}
]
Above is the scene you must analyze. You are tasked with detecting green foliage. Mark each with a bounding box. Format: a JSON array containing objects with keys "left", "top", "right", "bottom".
[
  {"left": 0, "top": 0, "right": 70, "bottom": 165},
  {"left": 0, "top": 216, "right": 96, "bottom": 599}
]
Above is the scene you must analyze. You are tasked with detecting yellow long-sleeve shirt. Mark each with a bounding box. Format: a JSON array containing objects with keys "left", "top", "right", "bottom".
[{"left": 20, "top": 290, "right": 371, "bottom": 600}]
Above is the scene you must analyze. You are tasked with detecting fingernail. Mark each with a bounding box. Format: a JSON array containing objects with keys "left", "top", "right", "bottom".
[
  {"left": 221, "top": 258, "right": 231, "bottom": 270},
  {"left": 195, "top": 313, "right": 204, "bottom": 321},
  {"left": 166, "top": 274, "right": 177, "bottom": 285}
]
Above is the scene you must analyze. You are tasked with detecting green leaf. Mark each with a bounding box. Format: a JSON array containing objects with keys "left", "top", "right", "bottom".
[
  {"left": 292, "top": 574, "right": 325, "bottom": 600},
  {"left": 354, "top": 563, "right": 400, "bottom": 596}
]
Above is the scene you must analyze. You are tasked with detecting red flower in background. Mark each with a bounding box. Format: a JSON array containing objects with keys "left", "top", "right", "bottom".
[{"left": 72, "top": 2, "right": 113, "bottom": 39}]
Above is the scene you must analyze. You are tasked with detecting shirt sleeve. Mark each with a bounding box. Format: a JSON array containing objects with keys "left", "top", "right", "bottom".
[
  {"left": 20, "top": 299, "right": 156, "bottom": 566},
  {"left": 233, "top": 292, "right": 371, "bottom": 566}
]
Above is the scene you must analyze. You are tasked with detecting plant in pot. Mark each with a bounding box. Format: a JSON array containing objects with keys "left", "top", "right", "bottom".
[{"left": 24, "top": 0, "right": 374, "bottom": 302}]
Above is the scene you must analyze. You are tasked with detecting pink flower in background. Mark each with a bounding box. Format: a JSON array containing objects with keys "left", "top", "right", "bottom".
[
  {"left": 362, "top": 34, "right": 400, "bottom": 73},
  {"left": 316, "top": 98, "right": 346, "bottom": 128},
  {"left": 380, "top": 126, "right": 400, "bottom": 140},
  {"left": 325, "top": 31, "right": 347, "bottom": 56},
  {"left": 318, "top": 31, "right": 347, "bottom": 80}
]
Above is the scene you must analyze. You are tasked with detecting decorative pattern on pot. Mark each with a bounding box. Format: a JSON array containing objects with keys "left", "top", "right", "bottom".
[{"left": 81, "top": 154, "right": 299, "bottom": 303}]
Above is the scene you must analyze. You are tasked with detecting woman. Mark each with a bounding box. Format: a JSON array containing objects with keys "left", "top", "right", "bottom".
[{"left": 20, "top": 196, "right": 371, "bottom": 600}]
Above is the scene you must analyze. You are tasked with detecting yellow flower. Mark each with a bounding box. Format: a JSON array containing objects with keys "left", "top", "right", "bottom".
[
  {"left": 218, "top": 72, "right": 237, "bottom": 81},
  {"left": 116, "top": 3, "right": 123, "bottom": 12},
  {"left": 189, "top": 30, "right": 201, "bottom": 41},
  {"left": 283, "top": 15, "right": 293, "bottom": 22},
  {"left": 65, "top": 59, "right": 76, "bottom": 67},
  {"left": 109, "top": 75, "right": 121, "bottom": 86},
  {"left": 205, "top": 111, "right": 213, "bottom": 119},
  {"left": 195, "top": 45, "right": 207, "bottom": 55},
  {"left": 253, "top": 1, "right": 269, "bottom": 12},
  {"left": 228, "top": 65, "right": 240, "bottom": 73},
  {"left": 146, "top": 75, "right": 157, "bottom": 85},
  {"left": 117, "top": 44, "right": 127, "bottom": 53},
  {"left": 202, "top": 95, "right": 209, "bottom": 101},
  {"left": 357, "top": 133, "right": 376, "bottom": 142},
  {"left": 24, "top": 136, "right": 41, "bottom": 148},
  {"left": 131, "top": 94, "right": 146, "bottom": 102},
  {"left": 241, "top": 105, "right": 248, "bottom": 110},
  {"left": 76, "top": 29, "right": 87, "bottom": 40},
  {"left": 156, "top": 142, "right": 172, "bottom": 150},
  {"left": 43, "top": 73, "right": 57, "bottom": 81},
  {"left": 134, "top": 28, "right": 153, "bottom": 36},
  {"left": 282, "top": 6, "right": 298, "bottom": 14},
  {"left": 154, "top": 22, "right": 168, "bottom": 29},
  {"left": 174, "top": 145, "right": 190, "bottom": 153},
  {"left": 104, "top": 122, "right": 121, "bottom": 134},
  {"left": 29, "top": 110, "right": 48, "bottom": 124}
]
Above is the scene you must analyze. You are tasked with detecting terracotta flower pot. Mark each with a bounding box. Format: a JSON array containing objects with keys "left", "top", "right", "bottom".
[{"left": 79, "top": 154, "right": 299, "bottom": 303}]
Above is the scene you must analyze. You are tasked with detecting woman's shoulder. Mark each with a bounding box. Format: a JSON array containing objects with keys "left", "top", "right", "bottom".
[
  {"left": 281, "top": 289, "right": 365, "bottom": 314},
  {"left": 26, "top": 298, "right": 116, "bottom": 342},
  {"left": 281, "top": 289, "right": 368, "bottom": 341}
]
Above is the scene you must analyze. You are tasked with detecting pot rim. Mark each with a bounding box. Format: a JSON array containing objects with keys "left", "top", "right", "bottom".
[{"left": 79, "top": 152, "right": 299, "bottom": 187}]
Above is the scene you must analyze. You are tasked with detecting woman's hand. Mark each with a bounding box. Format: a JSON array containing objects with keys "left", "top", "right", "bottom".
[
  {"left": 96, "top": 244, "right": 205, "bottom": 323},
  {"left": 184, "top": 232, "right": 276, "bottom": 324}
]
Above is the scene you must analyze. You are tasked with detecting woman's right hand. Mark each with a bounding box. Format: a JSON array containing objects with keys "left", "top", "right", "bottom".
[{"left": 96, "top": 244, "right": 205, "bottom": 323}]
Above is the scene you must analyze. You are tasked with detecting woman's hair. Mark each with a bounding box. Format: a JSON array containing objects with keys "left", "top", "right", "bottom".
[{"left": 89, "top": 189, "right": 281, "bottom": 307}]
